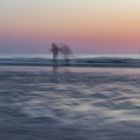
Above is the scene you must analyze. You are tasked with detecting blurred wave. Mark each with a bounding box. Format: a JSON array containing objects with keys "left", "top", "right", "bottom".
[{"left": 0, "top": 54, "right": 140, "bottom": 67}]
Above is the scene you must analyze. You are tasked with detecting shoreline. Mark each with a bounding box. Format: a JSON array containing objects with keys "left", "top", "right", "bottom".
[
  {"left": 0, "top": 66, "right": 140, "bottom": 74},
  {"left": 0, "top": 63, "right": 140, "bottom": 68}
]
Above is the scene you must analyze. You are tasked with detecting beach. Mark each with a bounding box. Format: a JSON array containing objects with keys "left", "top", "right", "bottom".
[
  {"left": 0, "top": 66, "right": 140, "bottom": 140},
  {"left": 1, "top": 0, "right": 140, "bottom": 139}
]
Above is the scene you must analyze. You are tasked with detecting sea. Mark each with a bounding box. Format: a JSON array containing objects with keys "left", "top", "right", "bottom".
[
  {"left": 0, "top": 54, "right": 140, "bottom": 140},
  {"left": 0, "top": 54, "right": 139, "bottom": 67}
]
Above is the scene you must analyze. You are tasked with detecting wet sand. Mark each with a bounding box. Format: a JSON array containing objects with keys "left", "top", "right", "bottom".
[{"left": 0, "top": 66, "right": 140, "bottom": 140}]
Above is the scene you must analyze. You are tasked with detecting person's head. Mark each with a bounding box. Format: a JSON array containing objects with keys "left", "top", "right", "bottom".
[{"left": 52, "top": 43, "right": 56, "bottom": 48}]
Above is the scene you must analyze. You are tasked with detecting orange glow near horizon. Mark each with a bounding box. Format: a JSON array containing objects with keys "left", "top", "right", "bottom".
[{"left": 0, "top": 0, "right": 140, "bottom": 53}]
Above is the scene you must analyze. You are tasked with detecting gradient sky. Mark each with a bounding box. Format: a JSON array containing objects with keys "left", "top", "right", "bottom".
[{"left": 0, "top": 0, "right": 140, "bottom": 54}]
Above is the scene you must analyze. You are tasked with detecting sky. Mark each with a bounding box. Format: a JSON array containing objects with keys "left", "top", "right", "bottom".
[{"left": 0, "top": 0, "right": 140, "bottom": 54}]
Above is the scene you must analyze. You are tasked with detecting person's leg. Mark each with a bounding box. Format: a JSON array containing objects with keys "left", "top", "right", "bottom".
[{"left": 65, "top": 56, "right": 70, "bottom": 66}]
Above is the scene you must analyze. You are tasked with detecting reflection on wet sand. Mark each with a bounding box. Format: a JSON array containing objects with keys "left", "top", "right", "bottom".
[{"left": 0, "top": 67, "right": 140, "bottom": 140}]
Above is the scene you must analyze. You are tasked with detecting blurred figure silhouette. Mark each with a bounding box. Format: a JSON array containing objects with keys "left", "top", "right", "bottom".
[
  {"left": 60, "top": 43, "right": 73, "bottom": 66},
  {"left": 50, "top": 42, "right": 73, "bottom": 68},
  {"left": 50, "top": 43, "right": 60, "bottom": 75},
  {"left": 50, "top": 43, "right": 60, "bottom": 64}
]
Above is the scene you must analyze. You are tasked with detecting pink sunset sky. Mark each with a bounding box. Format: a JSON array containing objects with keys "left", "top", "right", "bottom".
[{"left": 0, "top": 0, "right": 140, "bottom": 54}]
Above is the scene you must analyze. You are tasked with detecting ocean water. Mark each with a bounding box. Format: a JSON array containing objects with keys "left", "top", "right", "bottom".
[
  {"left": 0, "top": 54, "right": 140, "bottom": 67},
  {"left": 0, "top": 66, "right": 140, "bottom": 140}
]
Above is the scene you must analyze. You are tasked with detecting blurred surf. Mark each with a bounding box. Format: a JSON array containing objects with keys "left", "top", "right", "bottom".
[{"left": 0, "top": 54, "right": 140, "bottom": 67}]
